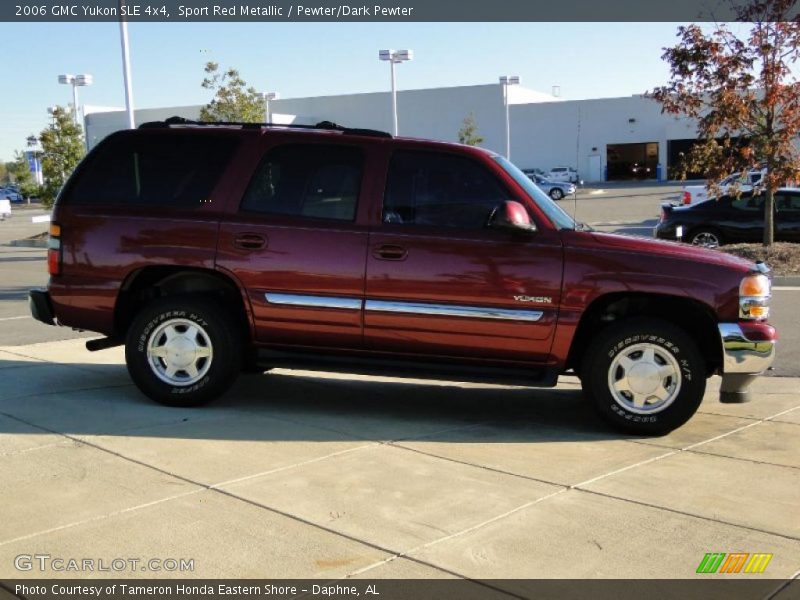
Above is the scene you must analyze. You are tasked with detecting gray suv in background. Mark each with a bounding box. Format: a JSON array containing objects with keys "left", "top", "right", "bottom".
[{"left": 523, "top": 170, "right": 576, "bottom": 200}]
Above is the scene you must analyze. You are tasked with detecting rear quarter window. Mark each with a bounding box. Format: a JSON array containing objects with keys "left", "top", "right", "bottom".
[{"left": 63, "top": 132, "right": 237, "bottom": 208}]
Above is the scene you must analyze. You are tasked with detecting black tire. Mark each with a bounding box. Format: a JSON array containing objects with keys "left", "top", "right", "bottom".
[
  {"left": 125, "top": 296, "right": 242, "bottom": 407},
  {"left": 580, "top": 317, "right": 706, "bottom": 435},
  {"left": 689, "top": 227, "right": 724, "bottom": 248},
  {"left": 549, "top": 188, "right": 564, "bottom": 201}
]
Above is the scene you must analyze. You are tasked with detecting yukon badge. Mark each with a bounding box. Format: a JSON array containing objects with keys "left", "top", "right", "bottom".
[{"left": 514, "top": 295, "right": 552, "bottom": 304}]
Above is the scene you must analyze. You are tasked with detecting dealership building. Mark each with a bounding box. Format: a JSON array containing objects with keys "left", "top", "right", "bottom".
[{"left": 85, "top": 83, "right": 700, "bottom": 183}]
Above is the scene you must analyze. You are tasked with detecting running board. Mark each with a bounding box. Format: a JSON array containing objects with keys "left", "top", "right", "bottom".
[{"left": 255, "top": 349, "right": 559, "bottom": 387}]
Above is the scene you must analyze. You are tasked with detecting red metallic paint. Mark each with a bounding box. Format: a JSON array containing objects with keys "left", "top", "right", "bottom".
[{"left": 45, "top": 127, "right": 774, "bottom": 371}]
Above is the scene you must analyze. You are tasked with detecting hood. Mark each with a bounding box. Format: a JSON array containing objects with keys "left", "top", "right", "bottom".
[{"left": 585, "top": 231, "right": 755, "bottom": 272}]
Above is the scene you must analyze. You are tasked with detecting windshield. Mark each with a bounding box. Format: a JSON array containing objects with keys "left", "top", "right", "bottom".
[{"left": 493, "top": 156, "right": 577, "bottom": 230}]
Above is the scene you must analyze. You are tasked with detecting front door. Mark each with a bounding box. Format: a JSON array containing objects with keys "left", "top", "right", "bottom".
[
  {"left": 364, "top": 150, "right": 563, "bottom": 365},
  {"left": 216, "top": 142, "right": 372, "bottom": 348}
]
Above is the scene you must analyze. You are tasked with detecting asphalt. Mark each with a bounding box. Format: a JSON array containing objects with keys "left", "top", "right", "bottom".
[{"left": 0, "top": 194, "right": 798, "bottom": 585}]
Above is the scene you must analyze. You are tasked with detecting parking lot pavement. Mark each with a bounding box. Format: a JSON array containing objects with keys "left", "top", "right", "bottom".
[{"left": 1, "top": 340, "right": 799, "bottom": 584}]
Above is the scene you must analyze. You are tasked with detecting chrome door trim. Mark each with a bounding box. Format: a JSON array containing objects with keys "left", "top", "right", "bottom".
[
  {"left": 265, "top": 293, "right": 362, "bottom": 311},
  {"left": 365, "top": 300, "right": 543, "bottom": 322}
]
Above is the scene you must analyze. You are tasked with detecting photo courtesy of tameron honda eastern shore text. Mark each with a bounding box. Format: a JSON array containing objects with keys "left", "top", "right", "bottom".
[{"left": 28, "top": 117, "right": 778, "bottom": 435}]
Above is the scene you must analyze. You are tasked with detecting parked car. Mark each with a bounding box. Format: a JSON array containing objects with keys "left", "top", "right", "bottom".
[
  {"left": 29, "top": 117, "right": 777, "bottom": 435},
  {"left": 526, "top": 172, "right": 576, "bottom": 200},
  {"left": 0, "top": 187, "right": 23, "bottom": 203},
  {"left": 681, "top": 169, "right": 765, "bottom": 206},
  {"left": 0, "top": 199, "right": 11, "bottom": 220},
  {"left": 655, "top": 188, "right": 800, "bottom": 246},
  {"left": 547, "top": 166, "right": 579, "bottom": 184}
]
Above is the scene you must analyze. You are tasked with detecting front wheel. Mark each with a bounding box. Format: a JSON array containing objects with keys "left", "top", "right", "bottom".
[
  {"left": 549, "top": 188, "right": 564, "bottom": 200},
  {"left": 125, "top": 296, "right": 242, "bottom": 407},
  {"left": 580, "top": 318, "right": 706, "bottom": 435}
]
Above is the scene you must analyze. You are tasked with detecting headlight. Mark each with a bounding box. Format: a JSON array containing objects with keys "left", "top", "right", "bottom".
[{"left": 739, "top": 273, "right": 771, "bottom": 320}]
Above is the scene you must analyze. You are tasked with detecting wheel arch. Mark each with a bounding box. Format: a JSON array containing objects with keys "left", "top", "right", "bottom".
[
  {"left": 115, "top": 266, "right": 254, "bottom": 340},
  {"left": 566, "top": 292, "right": 721, "bottom": 377}
]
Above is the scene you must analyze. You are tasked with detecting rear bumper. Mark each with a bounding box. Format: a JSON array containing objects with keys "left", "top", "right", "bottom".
[
  {"left": 28, "top": 290, "right": 56, "bottom": 326},
  {"left": 718, "top": 322, "right": 777, "bottom": 403}
]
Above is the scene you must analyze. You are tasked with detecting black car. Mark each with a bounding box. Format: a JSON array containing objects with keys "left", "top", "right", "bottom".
[{"left": 654, "top": 188, "right": 800, "bottom": 246}]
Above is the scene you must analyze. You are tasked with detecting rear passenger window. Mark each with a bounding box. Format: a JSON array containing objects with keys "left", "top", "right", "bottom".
[
  {"left": 66, "top": 133, "right": 237, "bottom": 207},
  {"left": 383, "top": 151, "right": 507, "bottom": 229},
  {"left": 241, "top": 144, "right": 363, "bottom": 221},
  {"left": 731, "top": 194, "right": 765, "bottom": 211}
]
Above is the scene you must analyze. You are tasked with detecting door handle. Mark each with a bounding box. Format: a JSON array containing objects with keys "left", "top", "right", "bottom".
[
  {"left": 233, "top": 233, "right": 267, "bottom": 250},
  {"left": 373, "top": 244, "right": 408, "bottom": 261}
]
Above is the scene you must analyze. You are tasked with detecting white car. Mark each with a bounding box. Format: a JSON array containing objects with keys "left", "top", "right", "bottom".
[
  {"left": 547, "top": 166, "right": 579, "bottom": 184},
  {"left": 681, "top": 169, "right": 765, "bottom": 206}
]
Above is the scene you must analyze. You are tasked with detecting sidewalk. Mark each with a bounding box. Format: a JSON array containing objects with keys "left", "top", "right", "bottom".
[{"left": 0, "top": 339, "right": 798, "bottom": 583}]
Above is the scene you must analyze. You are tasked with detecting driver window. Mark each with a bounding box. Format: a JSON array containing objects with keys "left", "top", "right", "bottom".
[{"left": 383, "top": 151, "right": 508, "bottom": 229}]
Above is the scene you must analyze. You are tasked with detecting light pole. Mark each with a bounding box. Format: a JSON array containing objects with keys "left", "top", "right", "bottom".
[
  {"left": 499, "top": 75, "right": 520, "bottom": 160},
  {"left": 119, "top": 5, "right": 136, "bottom": 130},
  {"left": 379, "top": 49, "right": 413, "bottom": 136},
  {"left": 259, "top": 92, "right": 279, "bottom": 123},
  {"left": 58, "top": 74, "right": 93, "bottom": 127}
]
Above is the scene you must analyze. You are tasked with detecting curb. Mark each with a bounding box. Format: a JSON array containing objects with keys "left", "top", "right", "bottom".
[
  {"left": 7, "top": 238, "right": 47, "bottom": 248},
  {"left": 773, "top": 276, "right": 800, "bottom": 287}
]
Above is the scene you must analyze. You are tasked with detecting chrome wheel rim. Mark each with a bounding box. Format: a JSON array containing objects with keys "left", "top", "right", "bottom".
[
  {"left": 146, "top": 318, "right": 213, "bottom": 386},
  {"left": 607, "top": 343, "right": 682, "bottom": 415},
  {"left": 550, "top": 189, "right": 563, "bottom": 200},
  {"left": 691, "top": 232, "right": 719, "bottom": 248}
]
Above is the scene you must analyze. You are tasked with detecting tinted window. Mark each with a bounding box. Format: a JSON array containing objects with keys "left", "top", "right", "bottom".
[
  {"left": 775, "top": 192, "right": 800, "bottom": 210},
  {"left": 731, "top": 194, "right": 765, "bottom": 212},
  {"left": 241, "top": 144, "right": 362, "bottom": 221},
  {"left": 67, "top": 133, "right": 236, "bottom": 207},
  {"left": 383, "top": 151, "right": 507, "bottom": 229}
]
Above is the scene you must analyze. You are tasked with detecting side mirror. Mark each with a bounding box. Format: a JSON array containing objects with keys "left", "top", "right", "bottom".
[{"left": 487, "top": 200, "right": 537, "bottom": 232}]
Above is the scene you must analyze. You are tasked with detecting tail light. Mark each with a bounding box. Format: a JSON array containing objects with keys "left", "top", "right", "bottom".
[
  {"left": 47, "top": 223, "right": 61, "bottom": 275},
  {"left": 682, "top": 191, "right": 691, "bottom": 205}
]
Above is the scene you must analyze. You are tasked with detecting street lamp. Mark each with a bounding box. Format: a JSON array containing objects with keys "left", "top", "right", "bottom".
[
  {"left": 379, "top": 49, "right": 413, "bottom": 136},
  {"left": 499, "top": 75, "right": 520, "bottom": 160},
  {"left": 259, "top": 92, "right": 279, "bottom": 123},
  {"left": 58, "top": 73, "right": 93, "bottom": 126}
]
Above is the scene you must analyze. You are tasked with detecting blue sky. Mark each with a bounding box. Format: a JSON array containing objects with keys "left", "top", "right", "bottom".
[{"left": 1, "top": 22, "right": 686, "bottom": 162}]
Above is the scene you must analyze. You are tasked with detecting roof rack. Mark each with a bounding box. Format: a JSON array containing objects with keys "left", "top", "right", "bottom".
[{"left": 138, "top": 116, "right": 392, "bottom": 139}]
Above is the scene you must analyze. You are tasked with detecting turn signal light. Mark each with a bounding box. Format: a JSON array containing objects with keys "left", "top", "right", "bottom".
[
  {"left": 739, "top": 273, "right": 771, "bottom": 320},
  {"left": 47, "top": 222, "right": 61, "bottom": 276},
  {"left": 739, "top": 274, "right": 770, "bottom": 297}
]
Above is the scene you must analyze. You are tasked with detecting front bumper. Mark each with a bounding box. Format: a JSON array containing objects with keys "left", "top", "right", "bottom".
[
  {"left": 29, "top": 289, "right": 56, "bottom": 326},
  {"left": 718, "top": 322, "right": 777, "bottom": 403}
]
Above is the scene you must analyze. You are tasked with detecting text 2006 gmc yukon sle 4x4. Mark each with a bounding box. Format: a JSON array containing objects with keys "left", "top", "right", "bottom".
[{"left": 29, "top": 118, "right": 778, "bottom": 435}]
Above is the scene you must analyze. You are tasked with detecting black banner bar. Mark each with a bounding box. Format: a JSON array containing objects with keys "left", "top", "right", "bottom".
[
  {"left": 1, "top": 579, "right": 797, "bottom": 600},
  {"left": 3, "top": 0, "right": 799, "bottom": 23}
]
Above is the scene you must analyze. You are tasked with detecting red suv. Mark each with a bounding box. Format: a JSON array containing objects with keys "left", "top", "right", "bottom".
[{"left": 29, "top": 118, "right": 777, "bottom": 434}]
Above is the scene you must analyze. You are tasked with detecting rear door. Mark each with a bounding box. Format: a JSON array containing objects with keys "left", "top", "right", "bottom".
[
  {"left": 215, "top": 139, "right": 375, "bottom": 349},
  {"left": 364, "top": 150, "right": 563, "bottom": 364}
]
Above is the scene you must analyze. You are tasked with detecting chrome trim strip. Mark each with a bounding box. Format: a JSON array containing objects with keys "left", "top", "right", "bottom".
[
  {"left": 719, "top": 322, "right": 775, "bottom": 374},
  {"left": 265, "top": 293, "right": 362, "bottom": 311},
  {"left": 365, "top": 300, "right": 543, "bottom": 322}
]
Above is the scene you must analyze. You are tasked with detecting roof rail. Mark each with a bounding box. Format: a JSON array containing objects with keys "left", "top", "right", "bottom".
[{"left": 138, "top": 116, "right": 392, "bottom": 138}]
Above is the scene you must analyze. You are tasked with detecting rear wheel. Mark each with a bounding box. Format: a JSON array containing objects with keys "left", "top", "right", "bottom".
[
  {"left": 580, "top": 318, "right": 706, "bottom": 435},
  {"left": 549, "top": 188, "right": 564, "bottom": 200},
  {"left": 690, "top": 228, "right": 723, "bottom": 248},
  {"left": 125, "top": 296, "right": 242, "bottom": 407}
]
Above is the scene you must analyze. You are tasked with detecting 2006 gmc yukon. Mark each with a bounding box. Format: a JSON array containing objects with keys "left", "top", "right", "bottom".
[{"left": 29, "top": 118, "right": 778, "bottom": 434}]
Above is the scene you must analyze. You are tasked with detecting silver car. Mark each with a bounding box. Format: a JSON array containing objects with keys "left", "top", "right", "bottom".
[{"left": 525, "top": 172, "right": 576, "bottom": 200}]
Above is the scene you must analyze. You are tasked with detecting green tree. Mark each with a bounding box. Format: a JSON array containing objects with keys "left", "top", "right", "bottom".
[
  {"left": 650, "top": 0, "right": 800, "bottom": 246},
  {"left": 37, "top": 106, "right": 86, "bottom": 208},
  {"left": 200, "top": 62, "right": 265, "bottom": 123},
  {"left": 457, "top": 112, "right": 484, "bottom": 146},
  {"left": 10, "top": 151, "right": 39, "bottom": 199}
]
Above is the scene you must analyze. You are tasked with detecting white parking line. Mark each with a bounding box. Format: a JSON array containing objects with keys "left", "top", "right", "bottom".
[
  {"left": 773, "top": 286, "right": 800, "bottom": 291},
  {"left": 0, "top": 316, "right": 30, "bottom": 322}
]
